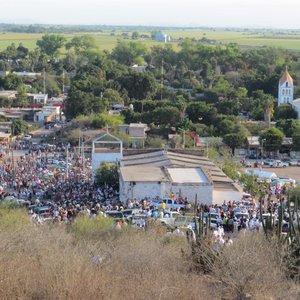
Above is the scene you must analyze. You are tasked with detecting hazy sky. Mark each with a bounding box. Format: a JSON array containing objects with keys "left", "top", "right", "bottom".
[{"left": 2, "top": 0, "right": 300, "bottom": 28}]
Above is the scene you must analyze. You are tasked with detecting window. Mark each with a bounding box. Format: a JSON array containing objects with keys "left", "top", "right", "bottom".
[
  {"left": 282, "top": 89, "right": 284, "bottom": 95},
  {"left": 286, "top": 82, "right": 289, "bottom": 87}
]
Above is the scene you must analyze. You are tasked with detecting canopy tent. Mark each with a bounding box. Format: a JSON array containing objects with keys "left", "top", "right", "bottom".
[{"left": 245, "top": 169, "right": 277, "bottom": 179}]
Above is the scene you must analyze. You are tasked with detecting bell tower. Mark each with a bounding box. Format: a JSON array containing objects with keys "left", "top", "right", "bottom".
[{"left": 278, "top": 66, "right": 294, "bottom": 106}]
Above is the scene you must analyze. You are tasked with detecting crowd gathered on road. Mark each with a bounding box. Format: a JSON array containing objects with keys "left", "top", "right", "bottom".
[{"left": 0, "top": 139, "right": 299, "bottom": 247}]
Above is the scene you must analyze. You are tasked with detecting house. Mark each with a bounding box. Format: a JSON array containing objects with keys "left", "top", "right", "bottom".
[
  {"left": 246, "top": 136, "right": 293, "bottom": 157},
  {"left": 13, "top": 71, "right": 42, "bottom": 77},
  {"left": 28, "top": 93, "right": 48, "bottom": 105},
  {"left": 119, "top": 150, "right": 242, "bottom": 204},
  {"left": 34, "top": 106, "right": 60, "bottom": 123},
  {"left": 154, "top": 32, "right": 171, "bottom": 43},
  {"left": 119, "top": 123, "right": 149, "bottom": 148},
  {"left": 130, "top": 64, "right": 147, "bottom": 73}
]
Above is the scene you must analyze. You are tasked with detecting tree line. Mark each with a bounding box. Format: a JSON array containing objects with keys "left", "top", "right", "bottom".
[{"left": 1, "top": 34, "right": 300, "bottom": 152}]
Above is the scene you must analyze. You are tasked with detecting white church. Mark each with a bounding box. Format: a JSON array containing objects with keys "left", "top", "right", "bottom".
[{"left": 278, "top": 67, "right": 300, "bottom": 118}]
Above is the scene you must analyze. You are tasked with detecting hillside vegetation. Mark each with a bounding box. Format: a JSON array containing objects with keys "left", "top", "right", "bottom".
[{"left": 0, "top": 207, "right": 299, "bottom": 300}]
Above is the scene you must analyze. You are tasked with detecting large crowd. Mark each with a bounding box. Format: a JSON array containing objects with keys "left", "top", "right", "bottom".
[{"left": 0, "top": 139, "right": 297, "bottom": 246}]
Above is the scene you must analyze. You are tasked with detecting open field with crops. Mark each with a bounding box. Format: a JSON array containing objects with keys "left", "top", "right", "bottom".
[{"left": 2, "top": 29, "right": 300, "bottom": 51}]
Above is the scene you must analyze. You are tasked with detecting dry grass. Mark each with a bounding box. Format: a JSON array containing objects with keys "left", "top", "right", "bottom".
[
  {"left": 0, "top": 210, "right": 299, "bottom": 300},
  {"left": 0, "top": 217, "right": 210, "bottom": 300}
]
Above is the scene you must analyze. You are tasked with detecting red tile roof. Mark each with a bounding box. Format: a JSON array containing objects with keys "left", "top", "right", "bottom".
[{"left": 279, "top": 70, "right": 293, "bottom": 85}]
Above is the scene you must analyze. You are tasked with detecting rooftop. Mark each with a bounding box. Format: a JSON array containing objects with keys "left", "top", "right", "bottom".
[
  {"left": 279, "top": 69, "right": 293, "bottom": 85},
  {"left": 121, "top": 150, "right": 239, "bottom": 191},
  {"left": 167, "top": 167, "right": 209, "bottom": 184},
  {"left": 120, "top": 166, "right": 168, "bottom": 182}
]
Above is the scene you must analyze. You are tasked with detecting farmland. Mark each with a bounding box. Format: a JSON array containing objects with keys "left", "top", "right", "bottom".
[{"left": 2, "top": 29, "right": 300, "bottom": 52}]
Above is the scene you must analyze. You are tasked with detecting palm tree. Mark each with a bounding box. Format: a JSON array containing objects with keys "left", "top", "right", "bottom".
[{"left": 262, "top": 96, "right": 274, "bottom": 128}]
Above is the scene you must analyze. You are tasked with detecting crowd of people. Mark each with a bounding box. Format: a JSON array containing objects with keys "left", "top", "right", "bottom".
[
  {"left": 0, "top": 139, "right": 296, "bottom": 246},
  {"left": 0, "top": 141, "right": 119, "bottom": 214}
]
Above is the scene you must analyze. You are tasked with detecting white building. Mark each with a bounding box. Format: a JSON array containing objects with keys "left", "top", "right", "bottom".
[
  {"left": 34, "top": 106, "right": 60, "bottom": 122},
  {"left": 28, "top": 93, "right": 48, "bottom": 105},
  {"left": 92, "top": 133, "right": 123, "bottom": 175},
  {"left": 278, "top": 67, "right": 294, "bottom": 106},
  {"left": 292, "top": 98, "right": 300, "bottom": 119},
  {"left": 154, "top": 32, "right": 171, "bottom": 43},
  {"left": 119, "top": 150, "right": 242, "bottom": 205}
]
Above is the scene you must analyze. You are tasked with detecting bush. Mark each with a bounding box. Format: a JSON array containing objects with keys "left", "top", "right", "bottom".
[
  {"left": 70, "top": 215, "right": 115, "bottom": 240},
  {"left": 91, "top": 113, "right": 124, "bottom": 129}
]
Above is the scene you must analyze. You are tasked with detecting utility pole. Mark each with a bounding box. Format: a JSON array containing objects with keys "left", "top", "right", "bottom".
[
  {"left": 82, "top": 139, "right": 85, "bottom": 174},
  {"left": 62, "top": 69, "right": 65, "bottom": 95},
  {"left": 43, "top": 69, "right": 46, "bottom": 95},
  {"left": 11, "top": 123, "right": 15, "bottom": 181},
  {"left": 160, "top": 59, "right": 164, "bottom": 101},
  {"left": 66, "top": 145, "right": 69, "bottom": 180}
]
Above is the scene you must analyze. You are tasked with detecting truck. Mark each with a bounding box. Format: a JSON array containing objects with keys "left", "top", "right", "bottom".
[{"left": 150, "top": 199, "right": 187, "bottom": 210}]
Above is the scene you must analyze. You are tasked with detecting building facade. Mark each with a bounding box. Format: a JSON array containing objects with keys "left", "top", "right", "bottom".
[{"left": 278, "top": 67, "right": 294, "bottom": 106}]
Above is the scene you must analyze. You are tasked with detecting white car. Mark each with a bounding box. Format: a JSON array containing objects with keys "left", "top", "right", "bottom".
[{"left": 23, "top": 134, "right": 32, "bottom": 140}]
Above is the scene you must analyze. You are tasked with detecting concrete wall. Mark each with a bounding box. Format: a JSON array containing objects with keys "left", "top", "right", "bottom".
[
  {"left": 119, "top": 179, "right": 213, "bottom": 205},
  {"left": 213, "top": 189, "right": 242, "bottom": 205},
  {"left": 119, "top": 180, "right": 167, "bottom": 202},
  {"left": 171, "top": 184, "right": 213, "bottom": 205}
]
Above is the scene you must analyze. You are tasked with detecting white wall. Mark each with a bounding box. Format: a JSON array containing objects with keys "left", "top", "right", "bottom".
[
  {"left": 171, "top": 184, "right": 213, "bottom": 205},
  {"left": 119, "top": 180, "right": 213, "bottom": 205},
  {"left": 120, "top": 180, "right": 167, "bottom": 202},
  {"left": 213, "top": 190, "right": 242, "bottom": 205}
]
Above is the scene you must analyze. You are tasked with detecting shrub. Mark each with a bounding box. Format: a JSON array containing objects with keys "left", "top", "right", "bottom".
[{"left": 70, "top": 215, "right": 115, "bottom": 240}]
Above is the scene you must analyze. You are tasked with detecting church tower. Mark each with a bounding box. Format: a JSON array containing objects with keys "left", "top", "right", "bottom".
[{"left": 278, "top": 66, "right": 294, "bottom": 106}]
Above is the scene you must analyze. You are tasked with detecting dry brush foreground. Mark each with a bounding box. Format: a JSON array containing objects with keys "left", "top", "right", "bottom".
[{"left": 0, "top": 208, "right": 299, "bottom": 300}]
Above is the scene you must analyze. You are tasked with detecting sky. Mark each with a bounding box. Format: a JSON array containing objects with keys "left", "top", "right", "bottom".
[{"left": 2, "top": 0, "right": 300, "bottom": 28}]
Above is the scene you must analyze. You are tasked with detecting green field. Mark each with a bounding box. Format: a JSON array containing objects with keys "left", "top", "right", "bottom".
[{"left": 2, "top": 29, "right": 300, "bottom": 52}]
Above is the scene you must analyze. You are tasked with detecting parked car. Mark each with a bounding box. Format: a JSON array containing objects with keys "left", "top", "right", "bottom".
[
  {"left": 23, "top": 134, "right": 32, "bottom": 140},
  {"left": 150, "top": 199, "right": 187, "bottom": 210},
  {"left": 159, "top": 211, "right": 182, "bottom": 226},
  {"left": 105, "top": 211, "right": 124, "bottom": 220}
]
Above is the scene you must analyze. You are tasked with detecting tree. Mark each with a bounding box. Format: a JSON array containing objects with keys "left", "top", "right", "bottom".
[
  {"left": 253, "top": 90, "right": 275, "bottom": 126},
  {"left": 292, "top": 131, "right": 300, "bottom": 152},
  {"left": 223, "top": 132, "right": 246, "bottom": 155},
  {"left": 274, "top": 104, "right": 298, "bottom": 120},
  {"left": 1, "top": 73, "right": 22, "bottom": 90},
  {"left": 276, "top": 119, "right": 300, "bottom": 137},
  {"left": 186, "top": 102, "right": 218, "bottom": 126},
  {"left": 64, "top": 64, "right": 107, "bottom": 118},
  {"left": 144, "top": 106, "right": 180, "bottom": 126},
  {"left": 131, "top": 32, "right": 140, "bottom": 40},
  {"left": 14, "top": 84, "right": 28, "bottom": 107},
  {"left": 36, "top": 34, "right": 66, "bottom": 58},
  {"left": 117, "top": 71, "right": 157, "bottom": 100},
  {"left": 260, "top": 127, "right": 284, "bottom": 153},
  {"left": 11, "top": 119, "right": 28, "bottom": 136},
  {"left": 111, "top": 41, "right": 147, "bottom": 66},
  {"left": 102, "top": 88, "right": 123, "bottom": 105},
  {"left": 95, "top": 162, "right": 119, "bottom": 189},
  {"left": 65, "top": 35, "right": 97, "bottom": 53}
]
